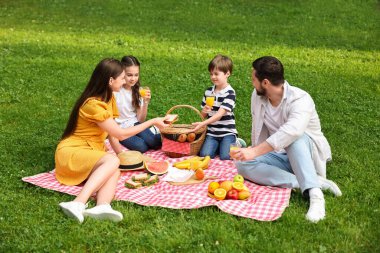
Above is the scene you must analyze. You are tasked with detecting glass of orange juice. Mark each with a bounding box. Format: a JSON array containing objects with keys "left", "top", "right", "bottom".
[
  {"left": 205, "top": 95, "right": 215, "bottom": 107},
  {"left": 139, "top": 86, "right": 150, "bottom": 98},
  {"left": 229, "top": 141, "right": 241, "bottom": 160}
]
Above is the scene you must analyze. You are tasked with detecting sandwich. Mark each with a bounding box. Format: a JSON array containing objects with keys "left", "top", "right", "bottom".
[
  {"left": 125, "top": 179, "right": 142, "bottom": 189},
  {"left": 142, "top": 174, "right": 159, "bottom": 186},
  {"left": 164, "top": 114, "right": 178, "bottom": 124},
  {"left": 132, "top": 173, "right": 150, "bottom": 182}
]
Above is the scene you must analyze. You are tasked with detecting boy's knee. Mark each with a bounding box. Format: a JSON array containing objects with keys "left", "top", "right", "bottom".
[{"left": 219, "top": 154, "right": 230, "bottom": 160}]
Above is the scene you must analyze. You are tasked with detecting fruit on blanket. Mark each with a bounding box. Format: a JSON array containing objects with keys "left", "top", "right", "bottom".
[
  {"left": 208, "top": 181, "right": 220, "bottom": 194},
  {"left": 232, "top": 182, "right": 244, "bottom": 192},
  {"left": 199, "top": 155, "right": 210, "bottom": 169},
  {"left": 195, "top": 168, "right": 205, "bottom": 180},
  {"left": 173, "top": 156, "right": 209, "bottom": 170},
  {"left": 186, "top": 132, "right": 196, "bottom": 142},
  {"left": 214, "top": 188, "right": 227, "bottom": 200},
  {"left": 233, "top": 174, "right": 244, "bottom": 183},
  {"left": 219, "top": 180, "right": 233, "bottom": 192},
  {"left": 238, "top": 190, "right": 251, "bottom": 200},
  {"left": 226, "top": 189, "right": 239, "bottom": 200},
  {"left": 146, "top": 161, "right": 169, "bottom": 175},
  {"left": 177, "top": 133, "right": 187, "bottom": 143},
  {"left": 189, "top": 160, "right": 202, "bottom": 170}
]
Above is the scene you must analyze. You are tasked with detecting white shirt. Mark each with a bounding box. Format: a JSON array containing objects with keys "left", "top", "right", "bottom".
[{"left": 114, "top": 87, "right": 143, "bottom": 128}]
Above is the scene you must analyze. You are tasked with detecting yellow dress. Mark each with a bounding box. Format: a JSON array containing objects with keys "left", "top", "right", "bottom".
[{"left": 55, "top": 96, "right": 119, "bottom": 186}]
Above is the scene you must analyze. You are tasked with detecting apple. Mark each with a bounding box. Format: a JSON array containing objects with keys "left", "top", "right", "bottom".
[
  {"left": 233, "top": 174, "right": 244, "bottom": 183},
  {"left": 226, "top": 189, "right": 239, "bottom": 200}
]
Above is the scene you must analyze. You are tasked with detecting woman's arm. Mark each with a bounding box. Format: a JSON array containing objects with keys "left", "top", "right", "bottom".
[
  {"left": 97, "top": 117, "right": 167, "bottom": 141},
  {"left": 108, "top": 135, "right": 124, "bottom": 154}
]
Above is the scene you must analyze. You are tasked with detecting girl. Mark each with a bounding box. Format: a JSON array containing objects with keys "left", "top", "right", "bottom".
[
  {"left": 109, "top": 55, "right": 161, "bottom": 154},
  {"left": 56, "top": 58, "right": 168, "bottom": 223}
]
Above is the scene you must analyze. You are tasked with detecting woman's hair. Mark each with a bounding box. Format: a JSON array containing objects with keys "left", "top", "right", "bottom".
[
  {"left": 252, "top": 56, "right": 284, "bottom": 86},
  {"left": 61, "top": 58, "right": 123, "bottom": 140},
  {"left": 208, "top": 54, "right": 233, "bottom": 74},
  {"left": 121, "top": 55, "right": 141, "bottom": 109}
]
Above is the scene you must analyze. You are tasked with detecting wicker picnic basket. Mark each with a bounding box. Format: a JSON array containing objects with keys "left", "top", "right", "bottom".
[{"left": 160, "top": 105, "right": 207, "bottom": 158}]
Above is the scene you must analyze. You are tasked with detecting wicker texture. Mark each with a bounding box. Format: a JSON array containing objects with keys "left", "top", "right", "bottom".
[{"left": 161, "top": 105, "right": 206, "bottom": 158}]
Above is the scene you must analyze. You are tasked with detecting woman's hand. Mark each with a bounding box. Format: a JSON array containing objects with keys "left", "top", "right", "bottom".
[{"left": 152, "top": 117, "right": 169, "bottom": 130}]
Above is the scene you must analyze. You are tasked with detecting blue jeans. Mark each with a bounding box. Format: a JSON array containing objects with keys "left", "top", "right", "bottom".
[
  {"left": 235, "top": 134, "right": 320, "bottom": 193},
  {"left": 119, "top": 122, "right": 162, "bottom": 153},
  {"left": 199, "top": 135, "right": 236, "bottom": 160}
]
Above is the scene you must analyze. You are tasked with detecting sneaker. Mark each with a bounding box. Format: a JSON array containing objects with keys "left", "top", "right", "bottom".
[
  {"left": 83, "top": 204, "right": 123, "bottom": 222},
  {"left": 318, "top": 176, "right": 342, "bottom": 197},
  {"left": 305, "top": 188, "right": 325, "bottom": 223},
  {"left": 236, "top": 138, "right": 247, "bottom": 148},
  {"left": 59, "top": 201, "right": 86, "bottom": 223}
]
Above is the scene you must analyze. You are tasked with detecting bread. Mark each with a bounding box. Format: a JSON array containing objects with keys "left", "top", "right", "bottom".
[{"left": 164, "top": 114, "right": 178, "bottom": 124}]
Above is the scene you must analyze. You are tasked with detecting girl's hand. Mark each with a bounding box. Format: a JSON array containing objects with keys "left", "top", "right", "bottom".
[
  {"left": 191, "top": 122, "right": 205, "bottom": 132},
  {"left": 201, "top": 105, "right": 211, "bottom": 114},
  {"left": 153, "top": 117, "right": 169, "bottom": 130},
  {"left": 143, "top": 89, "right": 151, "bottom": 103}
]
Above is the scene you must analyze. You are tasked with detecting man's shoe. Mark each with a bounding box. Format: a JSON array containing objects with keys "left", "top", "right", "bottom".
[
  {"left": 318, "top": 176, "right": 342, "bottom": 197},
  {"left": 59, "top": 201, "right": 86, "bottom": 223},
  {"left": 306, "top": 188, "right": 325, "bottom": 223},
  {"left": 84, "top": 204, "right": 123, "bottom": 222}
]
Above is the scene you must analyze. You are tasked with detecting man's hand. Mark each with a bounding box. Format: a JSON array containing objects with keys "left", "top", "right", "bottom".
[{"left": 231, "top": 147, "right": 257, "bottom": 161}]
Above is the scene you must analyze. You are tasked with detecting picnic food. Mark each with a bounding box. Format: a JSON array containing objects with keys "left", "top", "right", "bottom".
[
  {"left": 125, "top": 173, "right": 160, "bottom": 189},
  {"left": 232, "top": 182, "right": 244, "bottom": 192},
  {"left": 177, "top": 133, "right": 187, "bottom": 143},
  {"left": 173, "top": 156, "right": 210, "bottom": 170},
  {"left": 186, "top": 132, "right": 196, "bottom": 142},
  {"left": 214, "top": 188, "right": 227, "bottom": 200},
  {"left": 208, "top": 181, "right": 220, "bottom": 194},
  {"left": 219, "top": 180, "right": 233, "bottom": 192},
  {"left": 195, "top": 168, "right": 205, "bottom": 180},
  {"left": 233, "top": 174, "right": 244, "bottom": 183},
  {"left": 145, "top": 161, "right": 169, "bottom": 175},
  {"left": 226, "top": 189, "right": 239, "bottom": 200},
  {"left": 164, "top": 114, "right": 178, "bottom": 124},
  {"left": 238, "top": 190, "right": 251, "bottom": 200}
]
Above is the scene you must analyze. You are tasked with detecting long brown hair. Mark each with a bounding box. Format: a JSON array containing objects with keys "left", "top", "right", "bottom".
[
  {"left": 61, "top": 58, "right": 123, "bottom": 140},
  {"left": 121, "top": 55, "right": 141, "bottom": 109}
]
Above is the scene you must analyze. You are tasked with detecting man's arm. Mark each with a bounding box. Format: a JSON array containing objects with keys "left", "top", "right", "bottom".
[{"left": 232, "top": 141, "right": 274, "bottom": 161}]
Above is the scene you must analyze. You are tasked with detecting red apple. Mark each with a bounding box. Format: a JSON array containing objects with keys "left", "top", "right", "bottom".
[{"left": 226, "top": 189, "right": 239, "bottom": 200}]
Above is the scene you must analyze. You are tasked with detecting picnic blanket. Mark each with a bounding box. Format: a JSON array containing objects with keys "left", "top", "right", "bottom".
[{"left": 22, "top": 143, "right": 291, "bottom": 221}]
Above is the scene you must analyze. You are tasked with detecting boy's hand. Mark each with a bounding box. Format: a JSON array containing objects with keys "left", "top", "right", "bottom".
[
  {"left": 201, "top": 105, "right": 212, "bottom": 114},
  {"left": 191, "top": 122, "right": 205, "bottom": 132}
]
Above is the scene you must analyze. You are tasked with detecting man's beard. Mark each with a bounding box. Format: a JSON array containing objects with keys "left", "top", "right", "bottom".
[{"left": 256, "top": 83, "right": 267, "bottom": 96}]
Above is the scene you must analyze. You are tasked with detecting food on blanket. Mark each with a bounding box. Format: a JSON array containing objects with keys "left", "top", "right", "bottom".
[
  {"left": 233, "top": 174, "right": 244, "bottom": 183},
  {"left": 186, "top": 132, "right": 196, "bottom": 142},
  {"left": 125, "top": 179, "right": 142, "bottom": 189},
  {"left": 173, "top": 156, "right": 204, "bottom": 170},
  {"left": 132, "top": 173, "right": 150, "bottom": 182},
  {"left": 232, "top": 182, "right": 244, "bottom": 192},
  {"left": 195, "top": 168, "right": 205, "bottom": 180},
  {"left": 177, "top": 133, "right": 187, "bottom": 143},
  {"left": 219, "top": 180, "right": 233, "bottom": 192},
  {"left": 189, "top": 160, "right": 202, "bottom": 170},
  {"left": 199, "top": 156, "right": 210, "bottom": 169},
  {"left": 238, "top": 190, "right": 251, "bottom": 200},
  {"left": 226, "top": 189, "right": 239, "bottom": 200},
  {"left": 214, "top": 188, "right": 227, "bottom": 200},
  {"left": 164, "top": 114, "right": 178, "bottom": 124},
  {"left": 146, "top": 161, "right": 169, "bottom": 175},
  {"left": 208, "top": 181, "right": 220, "bottom": 194},
  {"left": 142, "top": 174, "right": 159, "bottom": 186}
]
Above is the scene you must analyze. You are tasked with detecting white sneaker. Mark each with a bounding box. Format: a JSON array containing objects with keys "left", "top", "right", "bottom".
[
  {"left": 59, "top": 201, "right": 86, "bottom": 223},
  {"left": 83, "top": 204, "right": 123, "bottom": 222},
  {"left": 318, "top": 176, "right": 342, "bottom": 197},
  {"left": 306, "top": 188, "right": 325, "bottom": 223}
]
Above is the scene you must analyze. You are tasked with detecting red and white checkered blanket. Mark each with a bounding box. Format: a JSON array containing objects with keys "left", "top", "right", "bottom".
[{"left": 22, "top": 145, "right": 291, "bottom": 221}]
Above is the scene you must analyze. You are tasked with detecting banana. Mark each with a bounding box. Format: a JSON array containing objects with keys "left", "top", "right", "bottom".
[
  {"left": 199, "top": 156, "right": 210, "bottom": 169},
  {"left": 174, "top": 162, "right": 191, "bottom": 169},
  {"left": 173, "top": 156, "right": 204, "bottom": 167}
]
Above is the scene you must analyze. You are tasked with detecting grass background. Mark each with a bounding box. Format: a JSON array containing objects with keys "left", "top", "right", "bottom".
[{"left": 0, "top": 0, "right": 379, "bottom": 252}]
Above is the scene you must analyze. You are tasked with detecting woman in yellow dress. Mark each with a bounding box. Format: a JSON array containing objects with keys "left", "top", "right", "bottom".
[{"left": 56, "top": 58, "right": 168, "bottom": 223}]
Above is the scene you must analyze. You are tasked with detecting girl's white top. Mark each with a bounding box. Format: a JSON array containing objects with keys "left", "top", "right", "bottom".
[{"left": 114, "top": 87, "right": 143, "bottom": 128}]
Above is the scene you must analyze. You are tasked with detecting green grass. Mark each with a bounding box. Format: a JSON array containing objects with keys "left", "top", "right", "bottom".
[{"left": 1, "top": 0, "right": 379, "bottom": 252}]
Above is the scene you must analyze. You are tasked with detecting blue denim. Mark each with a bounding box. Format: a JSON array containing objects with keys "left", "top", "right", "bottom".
[
  {"left": 119, "top": 122, "right": 162, "bottom": 153},
  {"left": 199, "top": 135, "right": 236, "bottom": 160},
  {"left": 235, "top": 134, "right": 320, "bottom": 193}
]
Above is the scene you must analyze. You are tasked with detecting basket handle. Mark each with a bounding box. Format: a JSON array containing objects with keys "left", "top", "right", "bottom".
[{"left": 166, "top": 104, "right": 204, "bottom": 121}]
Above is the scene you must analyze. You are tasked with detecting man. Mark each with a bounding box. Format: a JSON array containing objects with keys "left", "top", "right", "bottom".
[{"left": 232, "top": 56, "right": 342, "bottom": 223}]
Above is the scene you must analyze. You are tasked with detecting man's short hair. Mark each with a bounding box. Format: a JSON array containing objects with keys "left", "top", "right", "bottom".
[
  {"left": 252, "top": 56, "right": 284, "bottom": 86},
  {"left": 208, "top": 54, "right": 233, "bottom": 74}
]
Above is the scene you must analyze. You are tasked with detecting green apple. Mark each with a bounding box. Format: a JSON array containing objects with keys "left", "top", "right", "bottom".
[{"left": 233, "top": 174, "right": 244, "bottom": 183}]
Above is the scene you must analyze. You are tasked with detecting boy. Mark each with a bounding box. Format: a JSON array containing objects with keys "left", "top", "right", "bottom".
[{"left": 192, "top": 54, "right": 238, "bottom": 160}]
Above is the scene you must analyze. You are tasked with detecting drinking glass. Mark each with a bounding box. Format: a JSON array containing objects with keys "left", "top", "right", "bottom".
[
  {"left": 205, "top": 95, "right": 215, "bottom": 107},
  {"left": 229, "top": 141, "right": 242, "bottom": 160},
  {"left": 139, "top": 86, "right": 150, "bottom": 98}
]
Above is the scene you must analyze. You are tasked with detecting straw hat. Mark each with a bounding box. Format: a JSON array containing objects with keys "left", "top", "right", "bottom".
[{"left": 117, "top": 151, "right": 145, "bottom": 171}]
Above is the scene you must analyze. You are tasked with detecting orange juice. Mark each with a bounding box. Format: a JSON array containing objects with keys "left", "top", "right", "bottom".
[
  {"left": 205, "top": 96, "right": 215, "bottom": 107},
  {"left": 139, "top": 88, "right": 146, "bottom": 97},
  {"left": 229, "top": 145, "right": 240, "bottom": 159}
]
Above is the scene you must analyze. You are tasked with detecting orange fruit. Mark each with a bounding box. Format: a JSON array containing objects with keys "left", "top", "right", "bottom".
[
  {"left": 232, "top": 182, "right": 244, "bottom": 192},
  {"left": 208, "top": 182, "right": 220, "bottom": 194},
  {"left": 186, "top": 132, "right": 196, "bottom": 142},
  {"left": 177, "top": 134, "right": 187, "bottom": 143},
  {"left": 238, "top": 190, "right": 251, "bottom": 200},
  {"left": 214, "top": 188, "right": 227, "bottom": 200},
  {"left": 219, "top": 180, "right": 233, "bottom": 192},
  {"left": 195, "top": 168, "right": 205, "bottom": 180}
]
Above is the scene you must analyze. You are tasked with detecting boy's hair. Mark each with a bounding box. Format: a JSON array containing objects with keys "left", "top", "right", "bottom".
[
  {"left": 208, "top": 54, "right": 233, "bottom": 74},
  {"left": 252, "top": 56, "right": 284, "bottom": 86}
]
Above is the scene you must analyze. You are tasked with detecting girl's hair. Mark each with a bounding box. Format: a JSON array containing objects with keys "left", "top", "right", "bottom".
[
  {"left": 208, "top": 54, "right": 233, "bottom": 74},
  {"left": 61, "top": 58, "right": 123, "bottom": 140},
  {"left": 121, "top": 55, "right": 141, "bottom": 109}
]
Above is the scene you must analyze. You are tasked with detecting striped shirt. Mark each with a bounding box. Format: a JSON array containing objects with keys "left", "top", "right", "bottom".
[{"left": 201, "top": 85, "right": 238, "bottom": 137}]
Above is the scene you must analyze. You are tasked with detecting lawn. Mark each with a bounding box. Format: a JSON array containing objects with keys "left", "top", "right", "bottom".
[{"left": 0, "top": 0, "right": 379, "bottom": 252}]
